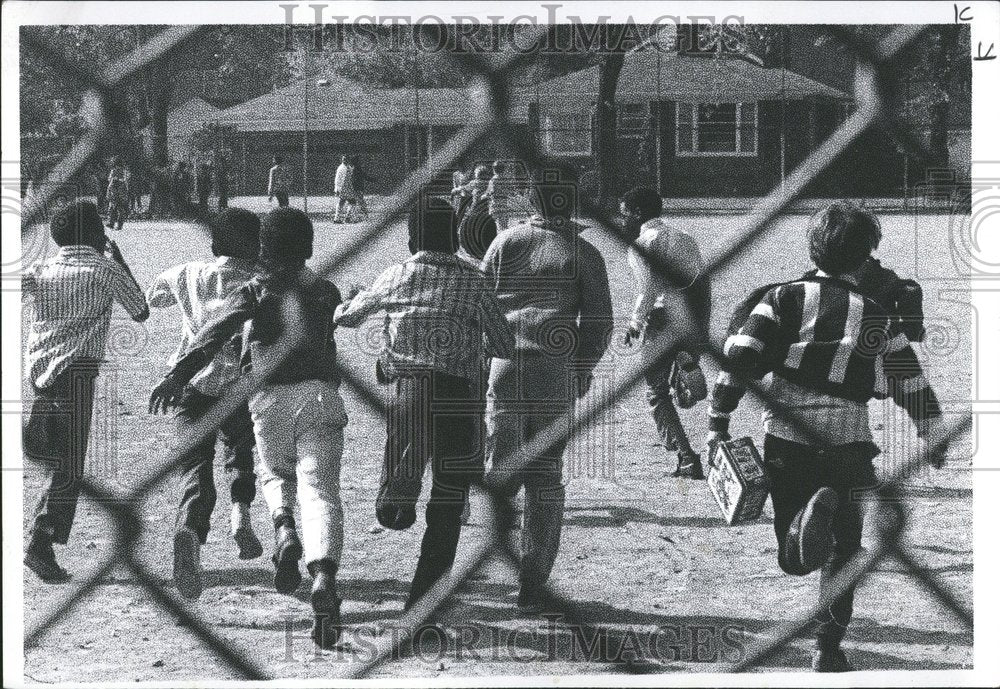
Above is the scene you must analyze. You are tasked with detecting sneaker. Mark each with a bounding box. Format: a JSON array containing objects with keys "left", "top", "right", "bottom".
[
  {"left": 811, "top": 647, "right": 854, "bottom": 672},
  {"left": 173, "top": 527, "right": 203, "bottom": 599},
  {"left": 272, "top": 523, "right": 303, "bottom": 594},
  {"left": 24, "top": 534, "right": 71, "bottom": 583},
  {"left": 310, "top": 569, "right": 342, "bottom": 649},
  {"left": 796, "top": 488, "right": 839, "bottom": 573},
  {"left": 231, "top": 504, "right": 263, "bottom": 560},
  {"left": 673, "top": 453, "right": 705, "bottom": 480}
]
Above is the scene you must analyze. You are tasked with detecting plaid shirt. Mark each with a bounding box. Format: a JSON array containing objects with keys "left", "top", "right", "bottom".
[
  {"left": 147, "top": 256, "right": 254, "bottom": 396},
  {"left": 334, "top": 251, "right": 514, "bottom": 381},
  {"left": 23, "top": 245, "right": 147, "bottom": 388}
]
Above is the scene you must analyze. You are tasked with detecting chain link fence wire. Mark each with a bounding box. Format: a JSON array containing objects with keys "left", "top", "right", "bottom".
[{"left": 19, "top": 21, "right": 973, "bottom": 679}]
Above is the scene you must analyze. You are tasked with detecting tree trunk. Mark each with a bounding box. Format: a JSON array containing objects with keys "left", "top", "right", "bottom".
[
  {"left": 928, "top": 25, "right": 958, "bottom": 168},
  {"left": 594, "top": 53, "right": 625, "bottom": 208},
  {"left": 147, "top": 59, "right": 173, "bottom": 217}
]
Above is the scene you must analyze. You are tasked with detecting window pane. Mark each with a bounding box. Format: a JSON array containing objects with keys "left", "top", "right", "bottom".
[
  {"left": 739, "top": 103, "right": 757, "bottom": 153},
  {"left": 542, "top": 113, "right": 591, "bottom": 154},
  {"left": 696, "top": 103, "right": 737, "bottom": 152},
  {"left": 676, "top": 103, "right": 693, "bottom": 152}
]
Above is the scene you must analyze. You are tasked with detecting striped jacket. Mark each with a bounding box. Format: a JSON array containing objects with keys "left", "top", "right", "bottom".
[{"left": 708, "top": 275, "right": 940, "bottom": 440}]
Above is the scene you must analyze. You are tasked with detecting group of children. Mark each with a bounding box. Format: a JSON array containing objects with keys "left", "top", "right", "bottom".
[{"left": 22, "top": 178, "right": 941, "bottom": 670}]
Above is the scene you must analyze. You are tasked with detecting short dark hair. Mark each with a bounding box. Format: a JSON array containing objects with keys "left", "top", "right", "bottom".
[
  {"left": 808, "top": 201, "right": 881, "bottom": 275},
  {"left": 211, "top": 208, "right": 261, "bottom": 260},
  {"left": 50, "top": 200, "right": 105, "bottom": 248},
  {"left": 408, "top": 194, "right": 457, "bottom": 254},
  {"left": 260, "top": 207, "right": 313, "bottom": 263},
  {"left": 622, "top": 186, "right": 662, "bottom": 223}
]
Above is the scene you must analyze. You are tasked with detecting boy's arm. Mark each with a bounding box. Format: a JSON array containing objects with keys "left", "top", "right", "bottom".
[
  {"left": 333, "top": 267, "right": 396, "bottom": 328},
  {"left": 106, "top": 243, "right": 149, "bottom": 322},
  {"left": 575, "top": 245, "right": 614, "bottom": 377},
  {"left": 480, "top": 287, "right": 514, "bottom": 359},
  {"left": 882, "top": 331, "right": 942, "bottom": 437},
  {"left": 627, "top": 244, "right": 655, "bottom": 332},
  {"left": 708, "top": 289, "right": 782, "bottom": 437}
]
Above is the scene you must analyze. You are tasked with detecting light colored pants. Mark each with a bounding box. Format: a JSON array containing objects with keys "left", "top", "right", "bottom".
[
  {"left": 486, "top": 354, "right": 573, "bottom": 589},
  {"left": 249, "top": 380, "right": 347, "bottom": 565}
]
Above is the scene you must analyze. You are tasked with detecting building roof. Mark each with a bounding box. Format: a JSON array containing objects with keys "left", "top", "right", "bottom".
[
  {"left": 215, "top": 47, "right": 850, "bottom": 133},
  {"left": 525, "top": 50, "right": 850, "bottom": 112},
  {"left": 215, "top": 73, "right": 479, "bottom": 132}
]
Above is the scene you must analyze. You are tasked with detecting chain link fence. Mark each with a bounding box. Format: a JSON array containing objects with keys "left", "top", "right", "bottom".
[{"left": 19, "top": 22, "right": 972, "bottom": 679}]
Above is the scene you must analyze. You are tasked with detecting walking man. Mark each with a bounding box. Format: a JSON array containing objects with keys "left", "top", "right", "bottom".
[
  {"left": 150, "top": 208, "right": 347, "bottom": 648},
  {"left": 481, "top": 175, "right": 614, "bottom": 612},
  {"left": 267, "top": 155, "right": 290, "bottom": 208},
  {"left": 146, "top": 208, "right": 265, "bottom": 599},
  {"left": 706, "top": 202, "right": 943, "bottom": 672},
  {"left": 333, "top": 155, "right": 357, "bottom": 223},
  {"left": 619, "top": 186, "right": 711, "bottom": 479},
  {"left": 23, "top": 200, "right": 149, "bottom": 582},
  {"left": 335, "top": 194, "right": 514, "bottom": 609}
]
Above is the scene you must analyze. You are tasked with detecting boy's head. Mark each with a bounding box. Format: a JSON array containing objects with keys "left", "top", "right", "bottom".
[
  {"left": 50, "top": 200, "right": 106, "bottom": 250},
  {"left": 260, "top": 207, "right": 313, "bottom": 264},
  {"left": 474, "top": 164, "right": 490, "bottom": 181},
  {"left": 808, "top": 201, "right": 881, "bottom": 276},
  {"left": 408, "top": 195, "right": 458, "bottom": 255},
  {"left": 212, "top": 208, "right": 261, "bottom": 260},
  {"left": 620, "top": 186, "right": 662, "bottom": 241}
]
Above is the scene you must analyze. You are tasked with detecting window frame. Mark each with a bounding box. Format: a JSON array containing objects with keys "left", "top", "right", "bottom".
[
  {"left": 540, "top": 109, "right": 593, "bottom": 157},
  {"left": 675, "top": 101, "right": 759, "bottom": 157}
]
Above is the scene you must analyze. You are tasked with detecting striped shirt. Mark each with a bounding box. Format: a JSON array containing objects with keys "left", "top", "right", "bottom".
[
  {"left": 334, "top": 251, "right": 515, "bottom": 381},
  {"left": 23, "top": 245, "right": 148, "bottom": 388},
  {"left": 709, "top": 274, "right": 940, "bottom": 444},
  {"left": 146, "top": 257, "right": 254, "bottom": 396}
]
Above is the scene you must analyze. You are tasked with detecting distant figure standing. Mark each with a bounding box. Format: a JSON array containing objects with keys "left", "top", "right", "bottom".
[
  {"left": 196, "top": 160, "right": 213, "bottom": 211},
  {"left": 333, "top": 155, "right": 357, "bottom": 223},
  {"left": 268, "top": 155, "right": 290, "bottom": 208},
  {"left": 106, "top": 160, "right": 129, "bottom": 231},
  {"left": 215, "top": 154, "right": 230, "bottom": 210}
]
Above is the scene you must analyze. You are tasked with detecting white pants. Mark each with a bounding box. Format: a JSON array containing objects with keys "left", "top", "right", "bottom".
[{"left": 249, "top": 380, "right": 347, "bottom": 564}]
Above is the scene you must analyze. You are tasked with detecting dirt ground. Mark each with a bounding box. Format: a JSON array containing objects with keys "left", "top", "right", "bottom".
[{"left": 20, "top": 205, "right": 974, "bottom": 681}]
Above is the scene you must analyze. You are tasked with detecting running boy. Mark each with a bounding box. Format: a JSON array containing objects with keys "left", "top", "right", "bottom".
[
  {"left": 150, "top": 208, "right": 347, "bottom": 649},
  {"left": 706, "top": 201, "right": 942, "bottom": 672},
  {"left": 23, "top": 200, "right": 148, "bottom": 582},
  {"left": 146, "top": 208, "right": 265, "bottom": 600}
]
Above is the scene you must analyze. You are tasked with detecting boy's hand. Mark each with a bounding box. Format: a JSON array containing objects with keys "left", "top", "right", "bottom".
[
  {"left": 149, "top": 375, "right": 185, "bottom": 415},
  {"left": 345, "top": 282, "right": 366, "bottom": 301},
  {"left": 705, "top": 430, "right": 730, "bottom": 469}
]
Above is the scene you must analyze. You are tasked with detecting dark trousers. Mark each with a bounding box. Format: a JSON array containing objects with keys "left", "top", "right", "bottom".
[
  {"left": 175, "top": 388, "right": 256, "bottom": 543},
  {"left": 378, "top": 369, "right": 484, "bottom": 607},
  {"left": 24, "top": 360, "right": 101, "bottom": 544},
  {"left": 763, "top": 434, "right": 879, "bottom": 649},
  {"left": 107, "top": 199, "right": 127, "bottom": 230},
  {"left": 274, "top": 191, "right": 289, "bottom": 207}
]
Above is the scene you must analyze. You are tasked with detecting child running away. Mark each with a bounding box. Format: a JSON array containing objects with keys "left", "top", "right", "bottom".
[
  {"left": 335, "top": 194, "right": 514, "bottom": 610},
  {"left": 149, "top": 208, "right": 347, "bottom": 649},
  {"left": 706, "top": 201, "right": 943, "bottom": 672},
  {"left": 146, "top": 208, "right": 265, "bottom": 600},
  {"left": 23, "top": 200, "right": 148, "bottom": 582}
]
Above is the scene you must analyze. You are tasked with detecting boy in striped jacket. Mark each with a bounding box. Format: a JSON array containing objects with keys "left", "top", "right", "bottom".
[{"left": 706, "top": 202, "right": 941, "bottom": 672}]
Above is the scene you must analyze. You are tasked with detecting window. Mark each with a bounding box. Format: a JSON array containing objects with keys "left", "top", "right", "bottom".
[
  {"left": 676, "top": 102, "right": 758, "bottom": 156},
  {"left": 617, "top": 103, "right": 648, "bottom": 139},
  {"left": 541, "top": 110, "right": 592, "bottom": 156}
]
